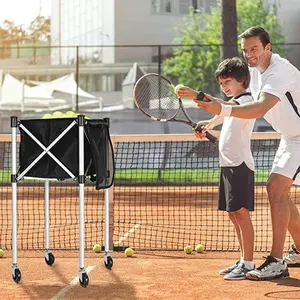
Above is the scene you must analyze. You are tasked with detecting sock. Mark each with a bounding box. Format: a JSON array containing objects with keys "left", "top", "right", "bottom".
[
  {"left": 273, "top": 257, "right": 283, "bottom": 262},
  {"left": 240, "top": 257, "right": 244, "bottom": 263},
  {"left": 244, "top": 260, "right": 255, "bottom": 269}
]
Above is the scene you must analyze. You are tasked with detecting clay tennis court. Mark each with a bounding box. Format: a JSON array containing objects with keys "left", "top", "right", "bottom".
[
  {"left": 0, "top": 185, "right": 300, "bottom": 299},
  {"left": 0, "top": 133, "right": 300, "bottom": 299}
]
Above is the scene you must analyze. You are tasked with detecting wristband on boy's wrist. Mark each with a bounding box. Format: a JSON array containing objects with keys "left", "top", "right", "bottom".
[{"left": 219, "top": 104, "right": 232, "bottom": 117}]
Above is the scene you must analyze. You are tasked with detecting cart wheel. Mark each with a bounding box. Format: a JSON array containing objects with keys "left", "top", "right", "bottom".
[
  {"left": 79, "top": 273, "right": 89, "bottom": 288},
  {"left": 12, "top": 268, "right": 21, "bottom": 283},
  {"left": 104, "top": 256, "right": 113, "bottom": 270},
  {"left": 45, "top": 252, "right": 55, "bottom": 266}
]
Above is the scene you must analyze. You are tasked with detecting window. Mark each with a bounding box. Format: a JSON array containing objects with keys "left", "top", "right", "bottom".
[{"left": 151, "top": 0, "right": 174, "bottom": 14}]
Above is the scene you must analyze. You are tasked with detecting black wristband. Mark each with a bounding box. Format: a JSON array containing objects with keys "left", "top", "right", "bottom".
[{"left": 196, "top": 91, "right": 205, "bottom": 101}]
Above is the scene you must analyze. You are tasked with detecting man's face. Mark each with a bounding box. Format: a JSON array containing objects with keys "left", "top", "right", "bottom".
[{"left": 241, "top": 36, "right": 270, "bottom": 68}]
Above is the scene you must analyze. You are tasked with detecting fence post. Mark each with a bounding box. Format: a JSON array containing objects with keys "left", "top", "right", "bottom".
[
  {"left": 76, "top": 46, "right": 79, "bottom": 112},
  {"left": 158, "top": 45, "right": 161, "bottom": 75}
]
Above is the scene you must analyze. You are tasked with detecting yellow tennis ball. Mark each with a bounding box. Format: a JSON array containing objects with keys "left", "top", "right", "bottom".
[
  {"left": 184, "top": 245, "right": 193, "bottom": 254},
  {"left": 0, "top": 249, "right": 4, "bottom": 258},
  {"left": 195, "top": 244, "right": 205, "bottom": 253},
  {"left": 93, "top": 244, "right": 102, "bottom": 253},
  {"left": 65, "top": 111, "right": 77, "bottom": 117},
  {"left": 174, "top": 84, "right": 185, "bottom": 94},
  {"left": 125, "top": 247, "right": 134, "bottom": 257},
  {"left": 53, "top": 111, "right": 63, "bottom": 118},
  {"left": 42, "top": 113, "right": 53, "bottom": 119}
]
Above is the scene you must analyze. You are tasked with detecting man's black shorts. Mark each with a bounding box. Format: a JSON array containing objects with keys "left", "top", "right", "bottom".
[{"left": 218, "top": 162, "right": 254, "bottom": 212}]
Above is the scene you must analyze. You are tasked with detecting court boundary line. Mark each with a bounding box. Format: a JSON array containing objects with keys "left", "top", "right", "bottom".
[
  {"left": 114, "top": 221, "right": 142, "bottom": 245},
  {"left": 51, "top": 265, "right": 95, "bottom": 300}
]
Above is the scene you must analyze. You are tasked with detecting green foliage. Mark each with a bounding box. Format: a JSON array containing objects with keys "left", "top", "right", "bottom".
[{"left": 163, "top": 0, "right": 286, "bottom": 95}]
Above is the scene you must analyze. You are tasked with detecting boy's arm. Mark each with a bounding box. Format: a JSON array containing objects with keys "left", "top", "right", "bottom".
[{"left": 176, "top": 86, "right": 237, "bottom": 105}]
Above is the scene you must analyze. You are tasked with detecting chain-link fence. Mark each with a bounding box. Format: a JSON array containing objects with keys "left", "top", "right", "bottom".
[{"left": 0, "top": 43, "right": 298, "bottom": 133}]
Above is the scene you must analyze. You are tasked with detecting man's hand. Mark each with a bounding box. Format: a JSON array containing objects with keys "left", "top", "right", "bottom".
[
  {"left": 176, "top": 86, "right": 198, "bottom": 100},
  {"left": 194, "top": 94, "right": 222, "bottom": 115}
]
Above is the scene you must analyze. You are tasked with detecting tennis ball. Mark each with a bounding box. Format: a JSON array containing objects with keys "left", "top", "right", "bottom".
[
  {"left": 65, "top": 111, "right": 77, "bottom": 117},
  {"left": 0, "top": 249, "right": 4, "bottom": 258},
  {"left": 195, "top": 244, "right": 205, "bottom": 253},
  {"left": 93, "top": 244, "right": 102, "bottom": 253},
  {"left": 125, "top": 247, "right": 134, "bottom": 257},
  {"left": 184, "top": 245, "right": 193, "bottom": 254},
  {"left": 53, "top": 111, "right": 63, "bottom": 118},
  {"left": 42, "top": 113, "right": 53, "bottom": 119},
  {"left": 174, "top": 84, "right": 185, "bottom": 94}
]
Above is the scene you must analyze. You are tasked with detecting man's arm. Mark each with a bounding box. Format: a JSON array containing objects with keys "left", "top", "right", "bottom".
[{"left": 196, "top": 92, "right": 280, "bottom": 119}]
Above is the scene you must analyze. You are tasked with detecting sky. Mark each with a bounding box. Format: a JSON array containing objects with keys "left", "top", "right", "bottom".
[{"left": 0, "top": 0, "right": 51, "bottom": 27}]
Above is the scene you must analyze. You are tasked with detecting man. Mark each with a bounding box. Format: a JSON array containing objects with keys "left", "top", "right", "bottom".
[{"left": 177, "top": 26, "right": 300, "bottom": 281}]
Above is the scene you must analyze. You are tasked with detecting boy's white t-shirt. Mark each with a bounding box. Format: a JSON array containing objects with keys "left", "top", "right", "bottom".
[
  {"left": 249, "top": 53, "right": 300, "bottom": 139},
  {"left": 219, "top": 93, "right": 255, "bottom": 171}
]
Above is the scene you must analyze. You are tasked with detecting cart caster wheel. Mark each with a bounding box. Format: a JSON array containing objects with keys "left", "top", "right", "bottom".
[
  {"left": 45, "top": 253, "right": 55, "bottom": 266},
  {"left": 104, "top": 256, "right": 113, "bottom": 270},
  {"left": 79, "top": 273, "right": 89, "bottom": 288},
  {"left": 12, "top": 268, "right": 21, "bottom": 283}
]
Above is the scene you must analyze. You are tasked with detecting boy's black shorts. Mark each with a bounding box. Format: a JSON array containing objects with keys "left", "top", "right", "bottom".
[{"left": 218, "top": 162, "right": 254, "bottom": 212}]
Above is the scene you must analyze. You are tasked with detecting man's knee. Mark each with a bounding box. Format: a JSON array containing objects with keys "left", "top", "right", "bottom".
[{"left": 266, "top": 173, "right": 293, "bottom": 201}]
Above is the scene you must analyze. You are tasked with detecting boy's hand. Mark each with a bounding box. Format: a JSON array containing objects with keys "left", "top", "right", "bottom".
[
  {"left": 193, "top": 121, "right": 212, "bottom": 140},
  {"left": 176, "top": 86, "right": 198, "bottom": 100}
]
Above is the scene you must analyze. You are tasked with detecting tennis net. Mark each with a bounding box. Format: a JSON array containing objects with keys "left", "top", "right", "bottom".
[{"left": 0, "top": 132, "right": 298, "bottom": 252}]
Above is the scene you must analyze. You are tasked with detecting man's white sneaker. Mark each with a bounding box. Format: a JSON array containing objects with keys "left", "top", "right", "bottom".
[
  {"left": 284, "top": 245, "right": 300, "bottom": 267},
  {"left": 246, "top": 256, "right": 289, "bottom": 281}
]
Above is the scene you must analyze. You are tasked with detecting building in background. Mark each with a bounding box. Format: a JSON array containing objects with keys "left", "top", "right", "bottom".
[{"left": 51, "top": 0, "right": 217, "bottom": 65}]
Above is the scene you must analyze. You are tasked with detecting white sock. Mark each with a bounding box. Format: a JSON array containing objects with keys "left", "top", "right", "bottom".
[
  {"left": 274, "top": 257, "right": 283, "bottom": 262},
  {"left": 244, "top": 260, "right": 255, "bottom": 269},
  {"left": 240, "top": 257, "right": 244, "bottom": 263}
]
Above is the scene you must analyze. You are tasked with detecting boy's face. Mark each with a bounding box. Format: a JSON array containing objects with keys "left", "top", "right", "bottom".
[
  {"left": 241, "top": 36, "right": 271, "bottom": 68},
  {"left": 217, "top": 77, "right": 244, "bottom": 98}
]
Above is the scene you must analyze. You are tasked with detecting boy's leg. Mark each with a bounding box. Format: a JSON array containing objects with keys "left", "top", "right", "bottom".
[
  {"left": 228, "top": 213, "right": 243, "bottom": 258},
  {"left": 231, "top": 208, "right": 254, "bottom": 261}
]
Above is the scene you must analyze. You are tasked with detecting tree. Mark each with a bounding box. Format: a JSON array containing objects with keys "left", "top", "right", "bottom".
[
  {"left": 163, "top": 0, "right": 286, "bottom": 95},
  {"left": 221, "top": 0, "right": 238, "bottom": 59}
]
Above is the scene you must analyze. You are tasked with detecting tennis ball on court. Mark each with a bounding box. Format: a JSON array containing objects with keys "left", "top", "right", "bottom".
[
  {"left": 125, "top": 247, "right": 134, "bottom": 257},
  {"left": 195, "top": 244, "right": 205, "bottom": 253},
  {"left": 174, "top": 84, "right": 185, "bottom": 95},
  {"left": 42, "top": 113, "right": 53, "bottom": 119},
  {"left": 0, "top": 249, "right": 4, "bottom": 258},
  {"left": 93, "top": 244, "right": 102, "bottom": 253},
  {"left": 184, "top": 245, "right": 193, "bottom": 254}
]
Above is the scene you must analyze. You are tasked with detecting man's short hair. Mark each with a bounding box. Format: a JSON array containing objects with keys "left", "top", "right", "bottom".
[
  {"left": 215, "top": 57, "right": 250, "bottom": 89},
  {"left": 238, "top": 26, "right": 271, "bottom": 48}
]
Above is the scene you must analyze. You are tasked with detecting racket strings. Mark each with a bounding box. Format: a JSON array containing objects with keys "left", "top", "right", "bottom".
[{"left": 135, "top": 75, "right": 180, "bottom": 120}]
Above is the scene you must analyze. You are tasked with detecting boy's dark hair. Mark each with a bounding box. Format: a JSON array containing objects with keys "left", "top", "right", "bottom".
[
  {"left": 215, "top": 57, "right": 250, "bottom": 89},
  {"left": 238, "top": 26, "right": 271, "bottom": 48}
]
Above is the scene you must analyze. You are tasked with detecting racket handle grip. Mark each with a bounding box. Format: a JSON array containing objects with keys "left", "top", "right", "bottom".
[
  {"left": 205, "top": 132, "right": 218, "bottom": 144},
  {"left": 194, "top": 125, "right": 218, "bottom": 145}
]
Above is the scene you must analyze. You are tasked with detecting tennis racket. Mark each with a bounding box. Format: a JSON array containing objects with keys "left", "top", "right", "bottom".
[{"left": 133, "top": 73, "right": 218, "bottom": 145}]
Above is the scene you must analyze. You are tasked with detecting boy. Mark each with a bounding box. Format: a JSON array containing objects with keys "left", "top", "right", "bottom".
[{"left": 177, "top": 57, "right": 256, "bottom": 280}]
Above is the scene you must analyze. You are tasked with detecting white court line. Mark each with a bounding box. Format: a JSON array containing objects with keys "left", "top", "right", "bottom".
[
  {"left": 115, "top": 221, "right": 142, "bottom": 245},
  {"left": 51, "top": 265, "right": 95, "bottom": 300}
]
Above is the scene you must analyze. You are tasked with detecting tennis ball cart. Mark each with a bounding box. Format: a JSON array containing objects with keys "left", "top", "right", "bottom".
[{"left": 10, "top": 115, "right": 115, "bottom": 287}]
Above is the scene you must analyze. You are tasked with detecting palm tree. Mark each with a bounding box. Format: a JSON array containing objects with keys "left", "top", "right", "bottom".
[{"left": 221, "top": 0, "right": 238, "bottom": 59}]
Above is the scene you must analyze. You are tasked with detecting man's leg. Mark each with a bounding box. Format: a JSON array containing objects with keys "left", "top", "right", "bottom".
[
  {"left": 246, "top": 173, "right": 291, "bottom": 280},
  {"left": 287, "top": 197, "right": 300, "bottom": 248},
  {"left": 267, "top": 173, "right": 293, "bottom": 259}
]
